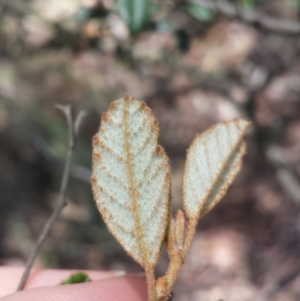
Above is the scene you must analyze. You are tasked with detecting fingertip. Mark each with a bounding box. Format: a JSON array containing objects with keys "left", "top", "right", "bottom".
[
  {"left": 0, "top": 267, "right": 126, "bottom": 297},
  {"left": 26, "top": 269, "right": 121, "bottom": 288},
  {"left": 1, "top": 275, "right": 147, "bottom": 301}
]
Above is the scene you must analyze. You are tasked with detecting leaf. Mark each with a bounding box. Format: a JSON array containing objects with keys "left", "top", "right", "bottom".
[
  {"left": 116, "top": 0, "right": 151, "bottom": 33},
  {"left": 91, "top": 96, "right": 170, "bottom": 268},
  {"left": 183, "top": 120, "right": 250, "bottom": 220},
  {"left": 186, "top": 3, "right": 214, "bottom": 22}
]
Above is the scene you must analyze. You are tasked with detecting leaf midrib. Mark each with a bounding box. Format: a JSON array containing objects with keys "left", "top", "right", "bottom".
[{"left": 122, "top": 100, "right": 149, "bottom": 268}]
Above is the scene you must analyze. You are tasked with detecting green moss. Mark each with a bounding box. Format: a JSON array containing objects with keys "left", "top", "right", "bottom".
[{"left": 61, "top": 272, "right": 91, "bottom": 285}]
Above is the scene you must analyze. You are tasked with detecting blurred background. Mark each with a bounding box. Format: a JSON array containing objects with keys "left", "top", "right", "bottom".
[{"left": 1, "top": 0, "right": 300, "bottom": 300}]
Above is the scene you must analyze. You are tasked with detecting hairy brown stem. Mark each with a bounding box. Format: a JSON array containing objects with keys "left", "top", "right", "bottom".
[
  {"left": 17, "top": 105, "right": 85, "bottom": 291},
  {"left": 156, "top": 215, "right": 196, "bottom": 301},
  {"left": 145, "top": 267, "right": 157, "bottom": 301},
  {"left": 182, "top": 218, "right": 197, "bottom": 258}
]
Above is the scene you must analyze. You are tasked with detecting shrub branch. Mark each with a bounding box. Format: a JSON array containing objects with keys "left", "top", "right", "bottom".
[{"left": 17, "top": 105, "right": 85, "bottom": 291}]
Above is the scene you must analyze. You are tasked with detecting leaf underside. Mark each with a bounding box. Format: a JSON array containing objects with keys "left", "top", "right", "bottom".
[
  {"left": 91, "top": 96, "right": 170, "bottom": 267},
  {"left": 183, "top": 120, "right": 251, "bottom": 220}
]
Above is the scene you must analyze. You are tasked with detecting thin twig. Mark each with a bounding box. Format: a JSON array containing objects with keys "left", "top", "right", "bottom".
[
  {"left": 189, "top": 0, "right": 300, "bottom": 34},
  {"left": 17, "top": 105, "right": 85, "bottom": 291}
]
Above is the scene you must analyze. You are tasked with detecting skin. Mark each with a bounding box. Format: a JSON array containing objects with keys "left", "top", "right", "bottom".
[{"left": 0, "top": 267, "right": 147, "bottom": 301}]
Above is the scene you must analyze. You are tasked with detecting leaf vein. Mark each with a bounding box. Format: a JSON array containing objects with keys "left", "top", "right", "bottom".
[
  {"left": 129, "top": 117, "right": 148, "bottom": 136},
  {"left": 107, "top": 214, "right": 135, "bottom": 235},
  {"left": 142, "top": 181, "right": 166, "bottom": 226},
  {"left": 101, "top": 166, "right": 128, "bottom": 190},
  {"left": 134, "top": 131, "right": 153, "bottom": 155},
  {"left": 139, "top": 150, "right": 155, "bottom": 182},
  {"left": 139, "top": 160, "right": 161, "bottom": 191},
  {"left": 99, "top": 184, "right": 131, "bottom": 211},
  {"left": 99, "top": 139, "right": 126, "bottom": 162}
]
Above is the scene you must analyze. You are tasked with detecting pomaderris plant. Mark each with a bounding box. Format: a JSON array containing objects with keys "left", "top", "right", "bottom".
[{"left": 91, "top": 95, "right": 251, "bottom": 301}]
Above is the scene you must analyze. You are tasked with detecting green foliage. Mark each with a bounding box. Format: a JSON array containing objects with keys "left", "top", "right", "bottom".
[
  {"left": 61, "top": 272, "right": 91, "bottom": 285},
  {"left": 186, "top": 3, "right": 214, "bottom": 22},
  {"left": 116, "top": 0, "right": 152, "bottom": 33}
]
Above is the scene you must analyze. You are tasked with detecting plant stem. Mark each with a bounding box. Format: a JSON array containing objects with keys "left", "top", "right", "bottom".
[
  {"left": 17, "top": 106, "right": 85, "bottom": 291},
  {"left": 183, "top": 218, "right": 197, "bottom": 258},
  {"left": 145, "top": 266, "right": 157, "bottom": 301},
  {"left": 157, "top": 218, "right": 197, "bottom": 300}
]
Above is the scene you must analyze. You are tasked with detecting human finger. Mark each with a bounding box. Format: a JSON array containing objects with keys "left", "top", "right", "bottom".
[
  {"left": 0, "top": 267, "right": 125, "bottom": 297},
  {"left": 0, "top": 275, "right": 147, "bottom": 301}
]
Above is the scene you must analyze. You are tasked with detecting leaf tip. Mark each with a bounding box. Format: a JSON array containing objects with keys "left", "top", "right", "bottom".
[
  {"left": 123, "top": 94, "right": 130, "bottom": 101},
  {"left": 234, "top": 119, "right": 251, "bottom": 131},
  {"left": 123, "top": 94, "right": 135, "bottom": 102}
]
